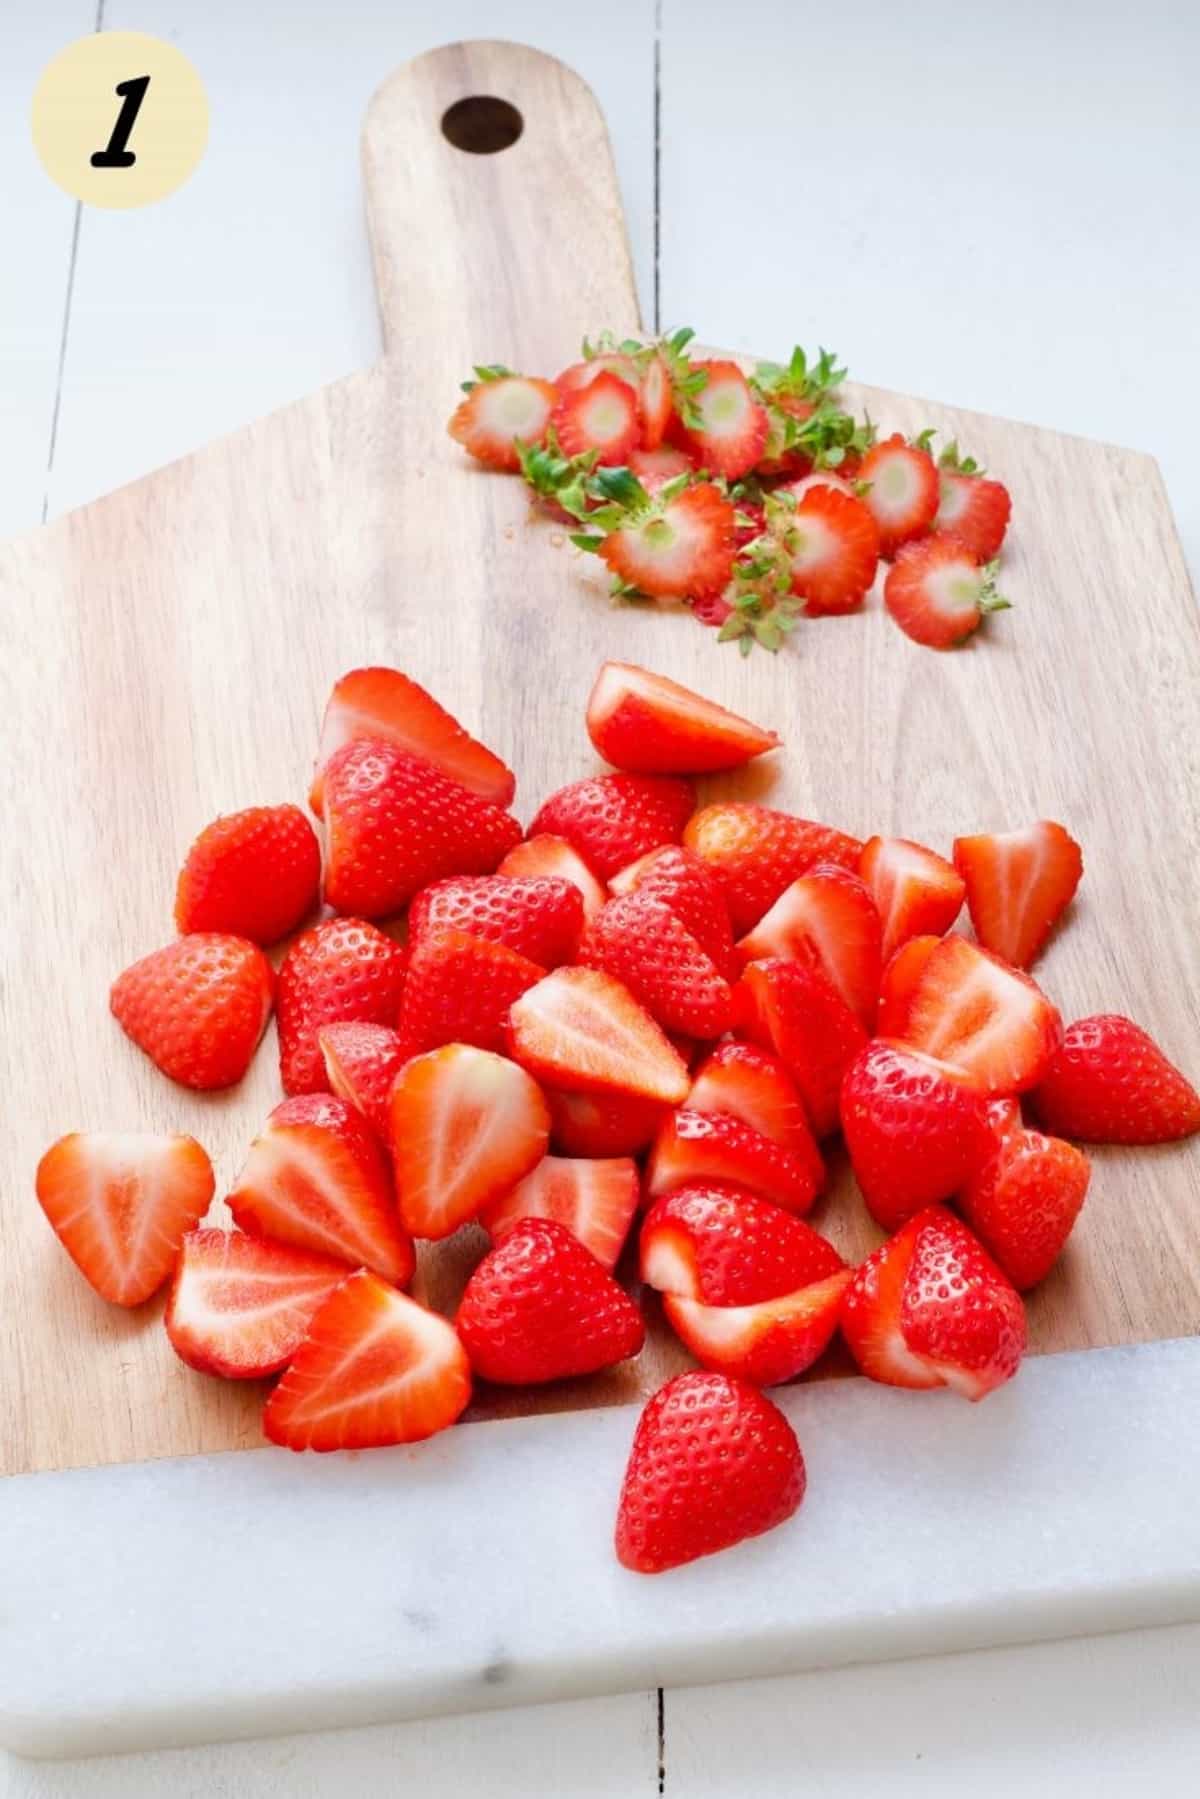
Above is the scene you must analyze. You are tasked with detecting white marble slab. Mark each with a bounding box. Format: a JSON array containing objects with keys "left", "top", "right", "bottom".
[{"left": 4, "top": 1338, "right": 1198, "bottom": 1759}]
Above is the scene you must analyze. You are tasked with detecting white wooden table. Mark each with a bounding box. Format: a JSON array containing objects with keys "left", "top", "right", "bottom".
[{"left": 3, "top": 0, "right": 1199, "bottom": 1790}]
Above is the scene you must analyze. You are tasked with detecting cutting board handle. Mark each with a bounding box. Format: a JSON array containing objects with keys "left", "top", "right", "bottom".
[{"left": 361, "top": 40, "right": 642, "bottom": 391}]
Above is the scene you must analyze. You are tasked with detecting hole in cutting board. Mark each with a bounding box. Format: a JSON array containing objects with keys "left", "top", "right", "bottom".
[{"left": 440, "top": 95, "right": 523, "bottom": 155}]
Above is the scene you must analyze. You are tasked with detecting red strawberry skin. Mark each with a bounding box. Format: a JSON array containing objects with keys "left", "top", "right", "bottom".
[
  {"left": 586, "top": 661, "right": 779, "bottom": 775},
  {"left": 319, "top": 1021, "right": 406, "bottom": 1139},
  {"left": 663, "top": 1273, "right": 851, "bottom": 1386},
  {"left": 529, "top": 773, "right": 695, "bottom": 882},
  {"left": 640, "top": 1183, "right": 844, "bottom": 1304},
  {"left": 110, "top": 934, "right": 273, "bottom": 1091},
  {"left": 647, "top": 1107, "right": 824, "bottom": 1216},
  {"left": 1031, "top": 1015, "right": 1200, "bottom": 1144},
  {"left": 858, "top": 433, "right": 940, "bottom": 557},
  {"left": 408, "top": 875, "right": 583, "bottom": 969},
  {"left": 323, "top": 738, "right": 521, "bottom": 918},
  {"left": 456, "top": 1218, "right": 645, "bottom": 1384},
  {"left": 961, "top": 1128, "right": 1090, "bottom": 1290},
  {"left": 615, "top": 1370, "right": 805, "bottom": 1573},
  {"left": 175, "top": 804, "right": 320, "bottom": 945},
  {"left": 935, "top": 471, "right": 1012, "bottom": 560},
  {"left": 684, "top": 803, "right": 863, "bottom": 935},
  {"left": 609, "top": 845, "right": 735, "bottom": 980},
  {"left": 734, "top": 958, "right": 867, "bottom": 1138},
  {"left": 545, "top": 1085, "right": 668, "bottom": 1157},
  {"left": 579, "top": 890, "right": 733, "bottom": 1039},
  {"left": 277, "top": 917, "right": 407, "bottom": 1096},
  {"left": 396, "top": 928, "right": 545, "bottom": 1060}
]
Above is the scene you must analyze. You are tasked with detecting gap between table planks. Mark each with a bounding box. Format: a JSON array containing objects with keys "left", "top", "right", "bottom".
[{"left": 0, "top": 39, "right": 1197, "bottom": 1480}]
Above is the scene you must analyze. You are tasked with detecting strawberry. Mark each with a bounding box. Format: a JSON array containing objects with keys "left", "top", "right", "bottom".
[
  {"left": 779, "top": 470, "right": 854, "bottom": 502},
  {"left": 456, "top": 1217, "right": 644, "bottom": 1384},
  {"left": 839, "top": 1039, "right": 997, "bottom": 1231},
  {"left": 889, "top": 934, "right": 1063, "bottom": 1094},
  {"left": 586, "top": 660, "right": 780, "bottom": 775},
  {"left": 840, "top": 1206, "right": 1026, "bottom": 1401},
  {"left": 545, "top": 1085, "right": 669, "bottom": 1157},
  {"left": 608, "top": 845, "right": 735, "bottom": 979},
  {"left": 110, "top": 934, "right": 273, "bottom": 1091},
  {"left": 579, "top": 891, "right": 733, "bottom": 1039},
  {"left": 1031, "top": 1014, "right": 1200, "bottom": 1144},
  {"left": 264, "top": 1271, "right": 471, "bottom": 1452},
  {"left": 776, "top": 486, "right": 879, "bottom": 615},
  {"left": 396, "top": 928, "right": 545, "bottom": 1060},
  {"left": 638, "top": 352, "right": 673, "bottom": 450},
  {"left": 323, "top": 738, "right": 521, "bottom": 918},
  {"left": 876, "top": 933, "right": 941, "bottom": 1037},
  {"left": 627, "top": 445, "right": 695, "bottom": 490},
  {"left": 596, "top": 483, "right": 737, "bottom": 602},
  {"left": 647, "top": 1108, "right": 824, "bottom": 1215},
  {"left": 277, "top": 916, "right": 407, "bottom": 1096},
  {"left": 408, "top": 874, "right": 584, "bottom": 969},
  {"left": 664, "top": 1272, "right": 851, "bottom": 1386},
  {"left": 165, "top": 1229, "right": 350, "bottom": 1378},
  {"left": 953, "top": 820, "right": 1084, "bottom": 969},
  {"left": 985, "top": 1094, "right": 1023, "bottom": 1142},
  {"left": 960, "top": 1128, "right": 1090, "bottom": 1290},
  {"left": 529, "top": 772, "right": 695, "bottom": 882},
  {"left": 309, "top": 665, "right": 515, "bottom": 816},
  {"left": 884, "top": 536, "right": 1009, "bottom": 648},
  {"left": 35, "top": 1132, "right": 213, "bottom": 1308},
  {"left": 174, "top": 804, "right": 320, "bottom": 945},
  {"left": 857, "top": 433, "right": 940, "bottom": 557},
  {"left": 389, "top": 1043, "right": 550, "bottom": 1240},
  {"left": 228, "top": 1094, "right": 414, "bottom": 1285},
  {"left": 685, "top": 1041, "right": 813, "bottom": 1154},
  {"left": 552, "top": 369, "right": 641, "bottom": 465},
  {"left": 615, "top": 1370, "right": 805, "bottom": 1573},
  {"left": 555, "top": 352, "right": 639, "bottom": 395},
  {"left": 859, "top": 835, "right": 965, "bottom": 961},
  {"left": 498, "top": 834, "right": 608, "bottom": 923},
  {"left": 641, "top": 1184, "right": 844, "bottom": 1304},
  {"left": 736, "top": 861, "right": 883, "bottom": 1028},
  {"left": 733, "top": 958, "right": 868, "bottom": 1137},
  {"left": 447, "top": 369, "right": 557, "bottom": 472},
  {"left": 481, "top": 1154, "right": 640, "bottom": 1270},
  {"left": 935, "top": 470, "right": 1012, "bottom": 560},
  {"left": 683, "top": 802, "right": 863, "bottom": 935},
  {"left": 319, "top": 1021, "right": 406, "bottom": 1138},
  {"left": 680, "top": 360, "right": 770, "bottom": 480},
  {"left": 507, "top": 966, "right": 690, "bottom": 1105}
]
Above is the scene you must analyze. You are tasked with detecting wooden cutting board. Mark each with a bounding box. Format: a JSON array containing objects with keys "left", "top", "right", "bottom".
[{"left": 1, "top": 40, "right": 1197, "bottom": 1482}]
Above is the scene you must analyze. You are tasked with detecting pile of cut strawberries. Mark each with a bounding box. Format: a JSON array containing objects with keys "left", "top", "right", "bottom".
[
  {"left": 36, "top": 660, "right": 1199, "bottom": 1574},
  {"left": 448, "top": 332, "right": 1012, "bottom": 653}
]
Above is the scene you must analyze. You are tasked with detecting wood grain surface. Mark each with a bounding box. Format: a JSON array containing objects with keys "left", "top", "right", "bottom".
[{"left": 1, "top": 41, "right": 1197, "bottom": 1479}]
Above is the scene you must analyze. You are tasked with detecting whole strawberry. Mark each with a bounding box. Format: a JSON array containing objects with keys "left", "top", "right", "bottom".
[
  {"left": 277, "top": 916, "right": 407, "bottom": 1095},
  {"left": 1031, "top": 1014, "right": 1200, "bottom": 1144},
  {"left": 528, "top": 772, "right": 695, "bottom": 882},
  {"left": 615, "top": 1370, "right": 805, "bottom": 1573},
  {"left": 579, "top": 890, "right": 733, "bottom": 1039},
  {"left": 110, "top": 933, "right": 273, "bottom": 1090},
  {"left": 408, "top": 874, "right": 583, "bottom": 969},
  {"left": 174, "top": 804, "right": 320, "bottom": 945},
  {"left": 456, "top": 1217, "right": 645, "bottom": 1384},
  {"left": 396, "top": 927, "right": 545, "bottom": 1059},
  {"left": 961, "top": 1127, "right": 1090, "bottom": 1290}
]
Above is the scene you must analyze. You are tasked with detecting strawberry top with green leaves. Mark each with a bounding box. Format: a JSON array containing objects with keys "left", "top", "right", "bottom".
[
  {"left": 885, "top": 536, "right": 1010, "bottom": 649},
  {"left": 447, "top": 367, "right": 557, "bottom": 471},
  {"left": 589, "top": 477, "right": 737, "bottom": 603},
  {"left": 586, "top": 660, "right": 780, "bottom": 775},
  {"left": 934, "top": 442, "right": 1012, "bottom": 560},
  {"left": 528, "top": 771, "right": 695, "bottom": 882},
  {"left": 953, "top": 820, "right": 1083, "bottom": 970},
  {"left": 175, "top": 804, "right": 320, "bottom": 946},
  {"left": 679, "top": 360, "right": 770, "bottom": 480},
  {"left": 552, "top": 369, "right": 642, "bottom": 466},
  {"left": 555, "top": 352, "right": 639, "bottom": 395},
  {"left": 1031, "top": 1014, "right": 1200, "bottom": 1145},
  {"left": 771, "top": 484, "right": 880, "bottom": 616},
  {"left": 858, "top": 432, "right": 941, "bottom": 557}
]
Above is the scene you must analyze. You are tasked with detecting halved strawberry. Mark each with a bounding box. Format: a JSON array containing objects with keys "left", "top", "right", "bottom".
[
  {"left": 733, "top": 957, "right": 868, "bottom": 1137},
  {"left": 586, "top": 660, "right": 780, "bottom": 775},
  {"left": 683, "top": 803, "right": 864, "bottom": 936},
  {"left": 323, "top": 738, "right": 521, "bottom": 918},
  {"left": 839, "top": 1039, "right": 996, "bottom": 1231},
  {"left": 110, "top": 934, "right": 274, "bottom": 1091},
  {"left": 579, "top": 890, "right": 733, "bottom": 1039},
  {"left": 1031, "top": 1014, "right": 1200, "bottom": 1144},
  {"left": 876, "top": 934, "right": 941, "bottom": 1037},
  {"left": 627, "top": 445, "right": 695, "bottom": 490},
  {"left": 638, "top": 352, "right": 673, "bottom": 450},
  {"left": 777, "top": 486, "right": 879, "bottom": 615},
  {"left": 935, "top": 470, "right": 1012, "bottom": 560},
  {"left": 507, "top": 967, "right": 690, "bottom": 1105},
  {"left": 277, "top": 916, "right": 407, "bottom": 1096},
  {"left": 389, "top": 1043, "right": 549, "bottom": 1241},
  {"left": 597, "top": 482, "right": 737, "bottom": 602},
  {"left": 885, "top": 536, "right": 1009, "bottom": 648},
  {"left": 480, "top": 1155, "right": 640, "bottom": 1270},
  {"left": 456, "top": 1217, "right": 644, "bottom": 1384},
  {"left": 647, "top": 1107, "right": 824, "bottom": 1215},
  {"left": 608, "top": 845, "right": 735, "bottom": 979},
  {"left": 174, "top": 804, "right": 320, "bottom": 945},
  {"left": 858, "top": 433, "right": 940, "bottom": 557},
  {"left": 529, "top": 772, "right": 695, "bottom": 882},
  {"left": 228, "top": 1094, "right": 414, "bottom": 1285},
  {"left": 396, "top": 928, "right": 545, "bottom": 1060},
  {"left": 545, "top": 1085, "right": 669, "bottom": 1157},
  {"left": 953, "top": 820, "right": 1083, "bottom": 969},
  {"left": 859, "top": 835, "right": 965, "bottom": 961},
  {"left": 685, "top": 1041, "right": 812, "bottom": 1154},
  {"left": 640, "top": 1184, "right": 844, "bottom": 1304},
  {"left": 664, "top": 1272, "right": 852, "bottom": 1386},
  {"left": 737, "top": 861, "right": 883, "bottom": 1028},
  {"left": 309, "top": 666, "right": 515, "bottom": 815},
  {"left": 960, "top": 1128, "right": 1089, "bottom": 1290},
  {"left": 552, "top": 369, "right": 641, "bottom": 465},
  {"left": 447, "top": 370, "right": 557, "bottom": 472},
  {"left": 408, "top": 874, "right": 583, "bottom": 969},
  {"left": 890, "top": 935, "right": 1063, "bottom": 1094},
  {"left": 165, "top": 1229, "right": 350, "bottom": 1378},
  {"left": 35, "top": 1132, "right": 214, "bottom": 1308},
  {"left": 498, "top": 834, "right": 608, "bottom": 923},
  {"left": 682, "top": 360, "right": 769, "bottom": 480},
  {"left": 319, "top": 1021, "right": 406, "bottom": 1138},
  {"left": 264, "top": 1271, "right": 472, "bottom": 1452},
  {"left": 840, "top": 1206, "right": 1026, "bottom": 1401}
]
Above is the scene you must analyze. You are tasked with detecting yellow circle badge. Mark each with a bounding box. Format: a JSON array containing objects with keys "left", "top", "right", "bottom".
[{"left": 32, "top": 31, "right": 208, "bottom": 210}]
